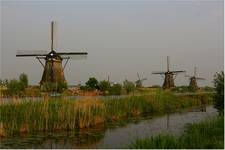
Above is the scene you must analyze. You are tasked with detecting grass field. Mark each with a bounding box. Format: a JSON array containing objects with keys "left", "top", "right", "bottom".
[
  {"left": 0, "top": 91, "right": 212, "bottom": 137},
  {"left": 129, "top": 115, "right": 224, "bottom": 149}
]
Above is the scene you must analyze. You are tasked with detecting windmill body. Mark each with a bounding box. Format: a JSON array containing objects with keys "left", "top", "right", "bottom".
[
  {"left": 16, "top": 21, "right": 88, "bottom": 87},
  {"left": 186, "top": 67, "right": 205, "bottom": 89},
  {"left": 135, "top": 73, "right": 147, "bottom": 88},
  {"left": 152, "top": 56, "right": 185, "bottom": 89},
  {"left": 163, "top": 72, "right": 175, "bottom": 89},
  {"left": 40, "top": 51, "right": 65, "bottom": 84},
  {"left": 189, "top": 77, "right": 198, "bottom": 89}
]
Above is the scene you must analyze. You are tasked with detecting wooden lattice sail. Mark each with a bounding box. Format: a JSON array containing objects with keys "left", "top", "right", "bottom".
[
  {"left": 16, "top": 21, "right": 88, "bottom": 87},
  {"left": 152, "top": 56, "right": 185, "bottom": 89}
]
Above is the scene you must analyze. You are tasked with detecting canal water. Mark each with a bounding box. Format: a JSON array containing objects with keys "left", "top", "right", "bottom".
[{"left": 0, "top": 106, "right": 217, "bottom": 149}]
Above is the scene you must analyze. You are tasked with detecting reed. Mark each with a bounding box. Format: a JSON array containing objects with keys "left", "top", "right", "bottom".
[
  {"left": 0, "top": 91, "right": 212, "bottom": 137},
  {"left": 128, "top": 116, "right": 224, "bottom": 149}
]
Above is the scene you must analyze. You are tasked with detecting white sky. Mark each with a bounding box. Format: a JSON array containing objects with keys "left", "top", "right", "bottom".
[{"left": 0, "top": 0, "right": 224, "bottom": 87}]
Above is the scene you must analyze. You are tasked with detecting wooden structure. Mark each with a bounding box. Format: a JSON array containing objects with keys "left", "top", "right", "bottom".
[
  {"left": 135, "top": 72, "right": 147, "bottom": 88},
  {"left": 16, "top": 21, "right": 88, "bottom": 87},
  {"left": 185, "top": 67, "right": 205, "bottom": 89},
  {"left": 152, "top": 56, "right": 185, "bottom": 89}
]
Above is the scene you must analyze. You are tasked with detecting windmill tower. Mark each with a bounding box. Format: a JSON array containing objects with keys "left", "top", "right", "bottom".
[
  {"left": 185, "top": 67, "right": 205, "bottom": 89},
  {"left": 135, "top": 72, "right": 147, "bottom": 88},
  {"left": 16, "top": 21, "right": 88, "bottom": 87},
  {"left": 152, "top": 56, "right": 185, "bottom": 89}
]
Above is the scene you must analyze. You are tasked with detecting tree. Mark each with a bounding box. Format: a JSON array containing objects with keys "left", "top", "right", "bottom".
[
  {"left": 85, "top": 77, "right": 99, "bottom": 90},
  {"left": 213, "top": 71, "right": 224, "bottom": 115},
  {"left": 7, "top": 79, "right": 24, "bottom": 96},
  {"left": 123, "top": 79, "right": 136, "bottom": 94},
  {"left": 19, "top": 73, "right": 28, "bottom": 89},
  {"left": 99, "top": 80, "right": 111, "bottom": 95},
  {"left": 109, "top": 83, "right": 122, "bottom": 95}
]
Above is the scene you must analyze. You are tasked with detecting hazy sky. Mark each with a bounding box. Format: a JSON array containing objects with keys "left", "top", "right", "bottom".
[{"left": 0, "top": 0, "right": 224, "bottom": 86}]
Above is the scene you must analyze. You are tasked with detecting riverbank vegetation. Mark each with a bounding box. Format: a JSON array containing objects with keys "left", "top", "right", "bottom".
[
  {"left": 0, "top": 91, "right": 212, "bottom": 137},
  {"left": 129, "top": 71, "right": 224, "bottom": 149},
  {"left": 129, "top": 116, "right": 224, "bottom": 149}
]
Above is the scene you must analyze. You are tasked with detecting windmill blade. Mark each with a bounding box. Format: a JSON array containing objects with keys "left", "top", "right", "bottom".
[
  {"left": 137, "top": 72, "right": 141, "bottom": 80},
  {"left": 58, "top": 52, "right": 88, "bottom": 60},
  {"left": 16, "top": 50, "right": 48, "bottom": 57},
  {"left": 171, "top": 70, "right": 186, "bottom": 73},
  {"left": 152, "top": 71, "right": 166, "bottom": 74},
  {"left": 140, "top": 78, "right": 147, "bottom": 81},
  {"left": 196, "top": 77, "right": 205, "bottom": 80}
]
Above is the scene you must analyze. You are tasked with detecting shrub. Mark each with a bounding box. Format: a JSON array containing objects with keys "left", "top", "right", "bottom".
[
  {"left": 110, "top": 83, "right": 122, "bottom": 95},
  {"left": 19, "top": 73, "right": 28, "bottom": 89},
  {"left": 213, "top": 71, "right": 224, "bottom": 115},
  {"left": 7, "top": 79, "right": 25, "bottom": 96},
  {"left": 123, "top": 80, "right": 136, "bottom": 94},
  {"left": 99, "top": 80, "right": 111, "bottom": 95}
]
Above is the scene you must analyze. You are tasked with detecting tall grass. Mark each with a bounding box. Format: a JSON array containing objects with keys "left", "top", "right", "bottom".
[
  {"left": 0, "top": 91, "right": 212, "bottom": 137},
  {"left": 129, "top": 116, "right": 224, "bottom": 149}
]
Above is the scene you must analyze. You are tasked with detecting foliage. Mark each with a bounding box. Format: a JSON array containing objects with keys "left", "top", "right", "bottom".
[
  {"left": 0, "top": 79, "right": 3, "bottom": 86},
  {"left": 202, "top": 86, "right": 214, "bottom": 92},
  {"left": 19, "top": 73, "right": 28, "bottom": 89},
  {"left": 129, "top": 116, "right": 224, "bottom": 149},
  {"left": 172, "top": 86, "right": 196, "bottom": 93},
  {"left": 213, "top": 71, "right": 224, "bottom": 115},
  {"left": 98, "top": 80, "right": 111, "bottom": 95},
  {"left": 85, "top": 77, "right": 99, "bottom": 90},
  {"left": 7, "top": 79, "right": 25, "bottom": 96},
  {"left": 123, "top": 80, "right": 135, "bottom": 94},
  {"left": 109, "top": 83, "right": 122, "bottom": 95}
]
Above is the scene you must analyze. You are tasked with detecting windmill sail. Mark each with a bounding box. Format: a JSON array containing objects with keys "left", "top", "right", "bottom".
[{"left": 16, "top": 50, "right": 49, "bottom": 57}]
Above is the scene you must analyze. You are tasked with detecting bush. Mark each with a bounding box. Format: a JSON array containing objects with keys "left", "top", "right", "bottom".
[
  {"left": 19, "top": 73, "right": 28, "bottom": 89},
  {"left": 7, "top": 79, "right": 25, "bottom": 96},
  {"left": 99, "top": 80, "right": 111, "bottom": 95},
  {"left": 213, "top": 71, "right": 224, "bottom": 115},
  {"left": 123, "top": 79, "right": 135, "bottom": 94},
  {"left": 109, "top": 83, "right": 122, "bottom": 95}
]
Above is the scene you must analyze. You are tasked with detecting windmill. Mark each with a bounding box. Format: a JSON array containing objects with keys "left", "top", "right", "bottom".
[
  {"left": 135, "top": 73, "right": 147, "bottom": 88},
  {"left": 185, "top": 67, "right": 205, "bottom": 89},
  {"left": 16, "top": 21, "right": 88, "bottom": 87},
  {"left": 152, "top": 56, "right": 185, "bottom": 89}
]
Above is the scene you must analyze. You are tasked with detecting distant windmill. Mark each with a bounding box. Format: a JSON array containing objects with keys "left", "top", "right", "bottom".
[
  {"left": 185, "top": 67, "right": 205, "bottom": 89},
  {"left": 16, "top": 21, "right": 88, "bottom": 87},
  {"left": 135, "top": 73, "right": 147, "bottom": 88},
  {"left": 152, "top": 56, "right": 185, "bottom": 89}
]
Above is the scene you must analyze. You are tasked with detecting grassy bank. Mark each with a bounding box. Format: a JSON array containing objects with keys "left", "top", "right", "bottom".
[
  {"left": 129, "top": 115, "right": 224, "bottom": 149},
  {"left": 0, "top": 91, "right": 212, "bottom": 137}
]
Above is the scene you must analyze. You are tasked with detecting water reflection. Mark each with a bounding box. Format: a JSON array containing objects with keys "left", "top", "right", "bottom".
[{"left": 0, "top": 105, "right": 217, "bottom": 149}]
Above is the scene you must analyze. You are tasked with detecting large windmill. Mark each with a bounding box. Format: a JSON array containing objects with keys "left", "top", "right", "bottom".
[
  {"left": 185, "top": 67, "right": 205, "bottom": 89},
  {"left": 135, "top": 73, "right": 147, "bottom": 88},
  {"left": 16, "top": 21, "right": 88, "bottom": 86},
  {"left": 152, "top": 56, "right": 185, "bottom": 89}
]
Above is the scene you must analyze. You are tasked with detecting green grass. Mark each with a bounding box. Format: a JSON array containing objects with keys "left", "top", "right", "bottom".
[
  {"left": 129, "top": 116, "right": 224, "bottom": 149},
  {"left": 0, "top": 91, "right": 212, "bottom": 137}
]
